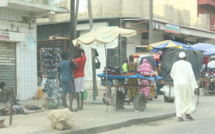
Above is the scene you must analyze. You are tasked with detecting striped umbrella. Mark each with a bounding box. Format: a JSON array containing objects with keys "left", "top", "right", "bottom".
[{"left": 148, "top": 40, "right": 190, "bottom": 52}]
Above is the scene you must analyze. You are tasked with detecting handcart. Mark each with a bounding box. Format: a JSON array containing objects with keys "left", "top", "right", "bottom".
[{"left": 98, "top": 74, "right": 162, "bottom": 111}]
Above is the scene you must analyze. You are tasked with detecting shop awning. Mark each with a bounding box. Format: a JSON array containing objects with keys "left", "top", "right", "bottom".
[{"left": 72, "top": 27, "right": 137, "bottom": 46}]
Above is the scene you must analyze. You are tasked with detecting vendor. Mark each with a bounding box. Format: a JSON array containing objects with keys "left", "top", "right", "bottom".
[
  {"left": 127, "top": 55, "right": 138, "bottom": 102},
  {"left": 0, "top": 82, "right": 18, "bottom": 105},
  {"left": 156, "top": 55, "right": 164, "bottom": 98},
  {"left": 122, "top": 59, "right": 128, "bottom": 72},
  {"left": 153, "top": 52, "right": 160, "bottom": 71}
]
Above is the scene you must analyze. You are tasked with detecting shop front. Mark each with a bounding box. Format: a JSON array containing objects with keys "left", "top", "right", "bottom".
[{"left": 0, "top": 31, "right": 25, "bottom": 94}]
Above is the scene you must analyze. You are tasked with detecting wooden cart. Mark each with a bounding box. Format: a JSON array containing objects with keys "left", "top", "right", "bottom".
[{"left": 102, "top": 78, "right": 156, "bottom": 111}]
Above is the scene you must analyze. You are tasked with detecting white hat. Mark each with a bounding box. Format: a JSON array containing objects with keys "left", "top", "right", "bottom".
[{"left": 179, "top": 52, "right": 186, "bottom": 58}]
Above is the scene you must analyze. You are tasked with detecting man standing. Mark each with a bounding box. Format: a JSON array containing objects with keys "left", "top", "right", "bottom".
[
  {"left": 58, "top": 52, "right": 77, "bottom": 112},
  {"left": 74, "top": 48, "right": 86, "bottom": 110},
  {"left": 170, "top": 52, "right": 198, "bottom": 122}
]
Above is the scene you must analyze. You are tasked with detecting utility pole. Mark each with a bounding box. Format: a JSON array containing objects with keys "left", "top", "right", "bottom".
[
  {"left": 149, "top": 0, "right": 154, "bottom": 44},
  {"left": 70, "top": 0, "right": 76, "bottom": 58},
  {"left": 88, "top": 0, "right": 97, "bottom": 101},
  {"left": 75, "top": 0, "right": 80, "bottom": 33}
]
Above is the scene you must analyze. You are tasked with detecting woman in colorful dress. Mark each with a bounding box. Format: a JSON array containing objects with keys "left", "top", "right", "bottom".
[
  {"left": 127, "top": 55, "right": 138, "bottom": 102},
  {"left": 138, "top": 58, "right": 153, "bottom": 98}
]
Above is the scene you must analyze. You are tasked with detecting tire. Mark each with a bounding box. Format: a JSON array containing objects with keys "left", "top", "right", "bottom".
[{"left": 133, "top": 93, "right": 147, "bottom": 111}]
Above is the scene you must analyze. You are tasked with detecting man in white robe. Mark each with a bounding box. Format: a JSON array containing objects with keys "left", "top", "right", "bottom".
[{"left": 170, "top": 52, "right": 198, "bottom": 122}]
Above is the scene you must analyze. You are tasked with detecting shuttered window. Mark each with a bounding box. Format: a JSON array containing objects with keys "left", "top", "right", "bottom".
[{"left": 0, "top": 42, "right": 16, "bottom": 90}]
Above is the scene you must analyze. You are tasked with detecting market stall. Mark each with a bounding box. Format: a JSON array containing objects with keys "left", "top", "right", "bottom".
[
  {"left": 148, "top": 41, "right": 203, "bottom": 102},
  {"left": 191, "top": 43, "right": 215, "bottom": 95},
  {"left": 73, "top": 27, "right": 159, "bottom": 111}
]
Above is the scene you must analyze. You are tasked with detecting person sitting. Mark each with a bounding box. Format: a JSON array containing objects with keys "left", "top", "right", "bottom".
[{"left": 0, "top": 82, "right": 18, "bottom": 105}]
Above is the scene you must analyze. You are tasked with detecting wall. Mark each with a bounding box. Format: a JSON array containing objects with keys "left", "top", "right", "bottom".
[
  {"left": 37, "top": 0, "right": 209, "bottom": 31},
  {"left": 0, "top": 8, "right": 37, "bottom": 100},
  {"left": 37, "top": 0, "right": 211, "bottom": 32},
  {"left": 198, "top": 6, "right": 215, "bottom": 32},
  {"left": 125, "top": 22, "right": 144, "bottom": 56}
]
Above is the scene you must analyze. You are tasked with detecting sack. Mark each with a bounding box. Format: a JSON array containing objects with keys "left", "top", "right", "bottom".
[{"left": 95, "top": 58, "right": 101, "bottom": 69}]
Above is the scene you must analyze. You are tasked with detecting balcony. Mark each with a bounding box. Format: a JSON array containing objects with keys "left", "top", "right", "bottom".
[
  {"left": 198, "top": 0, "right": 215, "bottom": 7},
  {"left": 3, "top": 0, "right": 68, "bottom": 17}
]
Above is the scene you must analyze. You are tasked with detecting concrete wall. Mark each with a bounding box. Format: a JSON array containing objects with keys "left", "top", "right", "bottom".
[
  {"left": 38, "top": 0, "right": 210, "bottom": 31},
  {"left": 153, "top": 0, "right": 210, "bottom": 30},
  {"left": 125, "top": 22, "right": 145, "bottom": 56},
  {"left": 0, "top": 9, "right": 37, "bottom": 100},
  {"left": 198, "top": 6, "right": 215, "bottom": 32}
]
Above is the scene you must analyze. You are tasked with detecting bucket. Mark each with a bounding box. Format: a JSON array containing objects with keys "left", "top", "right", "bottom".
[
  {"left": 199, "top": 88, "right": 205, "bottom": 96},
  {"left": 37, "top": 89, "right": 44, "bottom": 99},
  {"left": 79, "top": 90, "right": 87, "bottom": 100}
]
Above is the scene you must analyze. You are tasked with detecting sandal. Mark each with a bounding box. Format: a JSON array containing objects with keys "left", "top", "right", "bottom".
[
  {"left": 178, "top": 117, "right": 184, "bottom": 122},
  {"left": 186, "top": 114, "right": 194, "bottom": 120}
]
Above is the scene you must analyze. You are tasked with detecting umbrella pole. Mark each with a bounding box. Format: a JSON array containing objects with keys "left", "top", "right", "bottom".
[{"left": 105, "top": 44, "right": 108, "bottom": 112}]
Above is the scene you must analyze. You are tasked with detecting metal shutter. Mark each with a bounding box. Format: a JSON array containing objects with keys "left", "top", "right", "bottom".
[{"left": 0, "top": 42, "right": 16, "bottom": 90}]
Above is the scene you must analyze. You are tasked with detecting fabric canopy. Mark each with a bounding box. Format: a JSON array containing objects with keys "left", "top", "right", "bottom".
[
  {"left": 73, "top": 27, "right": 137, "bottom": 46},
  {"left": 148, "top": 40, "right": 191, "bottom": 52},
  {"left": 161, "top": 48, "right": 203, "bottom": 84},
  {"left": 191, "top": 43, "right": 215, "bottom": 56}
]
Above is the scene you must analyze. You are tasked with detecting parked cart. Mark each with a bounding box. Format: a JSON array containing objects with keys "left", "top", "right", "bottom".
[{"left": 98, "top": 74, "right": 161, "bottom": 111}]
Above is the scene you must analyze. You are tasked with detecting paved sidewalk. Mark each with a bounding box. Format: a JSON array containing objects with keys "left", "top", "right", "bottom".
[{"left": 0, "top": 91, "right": 176, "bottom": 134}]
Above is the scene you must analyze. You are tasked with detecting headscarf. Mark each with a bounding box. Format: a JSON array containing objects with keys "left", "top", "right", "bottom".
[{"left": 138, "top": 58, "right": 153, "bottom": 75}]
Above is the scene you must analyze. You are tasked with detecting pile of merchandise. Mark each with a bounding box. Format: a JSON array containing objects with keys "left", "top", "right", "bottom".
[
  {"left": 200, "top": 68, "right": 215, "bottom": 91},
  {"left": 0, "top": 106, "right": 25, "bottom": 115},
  {"left": 201, "top": 68, "right": 215, "bottom": 78},
  {"left": 41, "top": 48, "right": 62, "bottom": 109},
  {"left": 103, "top": 66, "right": 121, "bottom": 75}
]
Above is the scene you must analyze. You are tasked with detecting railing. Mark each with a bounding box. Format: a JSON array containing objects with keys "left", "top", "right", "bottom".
[{"left": 19, "top": 0, "right": 55, "bottom": 6}]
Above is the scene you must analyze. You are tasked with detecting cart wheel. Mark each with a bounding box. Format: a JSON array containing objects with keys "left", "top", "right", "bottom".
[
  {"left": 170, "top": 98, "right": 175, "bottom": 103},
  {"left": 111, "top": 92, "right": 117, "bottom": 107},
  {"left": 133, "top": 93, "right": 147, "bottom": 111},
  {"left": 164, "top": 95, "right": 168, "bottom": 102}
]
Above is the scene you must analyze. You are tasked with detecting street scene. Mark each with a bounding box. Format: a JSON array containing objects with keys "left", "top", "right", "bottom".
[{"left": 0, "top": 0, "right": 215, "bottom": 134}]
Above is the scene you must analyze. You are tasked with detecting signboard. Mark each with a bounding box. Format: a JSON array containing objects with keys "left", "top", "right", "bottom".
[
  {"left": 0, "top": 0, "right": 8, "bottom": 7},
  {"left": 0, "top": 30, "right": 25, "bottom": 42},
  {"left": 0, "top": 31, "right": 10, "bottom": 40},
  {"left": 165, "top": 24, "right": 181, "bottom": 34},
  {"left": 154, "top": 22, "right": 165, "bottom": 31}
]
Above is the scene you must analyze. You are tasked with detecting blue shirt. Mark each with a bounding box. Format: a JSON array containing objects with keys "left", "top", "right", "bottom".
[{"left": 58, "top": 60, "right": 71, "bottom": 82}]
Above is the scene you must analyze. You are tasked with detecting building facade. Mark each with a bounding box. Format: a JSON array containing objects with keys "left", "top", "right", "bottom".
[
  {"left": 0, "top": 0, "right": 67, "bottom": 100},
  {"left": 37, "top": 0, "right": 215, "bottom": 90},
  {"left": 198, "top": 0, "right": 215, "bottom": 32}
]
